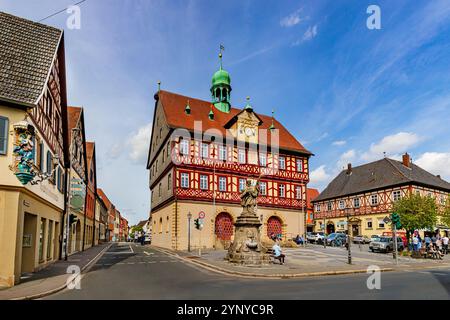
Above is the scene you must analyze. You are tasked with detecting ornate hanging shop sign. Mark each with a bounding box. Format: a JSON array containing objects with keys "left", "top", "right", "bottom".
[
  {"left": 10, "top": 121, "right": 36, "bottom": 185},
  {"left": 70, "top": 177, "right": 86, "bottom": 214}
]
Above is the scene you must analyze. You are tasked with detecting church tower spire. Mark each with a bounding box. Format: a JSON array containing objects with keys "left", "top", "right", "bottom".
[{"left": 211, "top": 46, "right": 232, "bottom": 113}]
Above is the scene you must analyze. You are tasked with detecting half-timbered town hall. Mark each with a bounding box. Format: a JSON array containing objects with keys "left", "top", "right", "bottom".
[{"left": 147, "top": 54, "right": 312, "bottom": 251}]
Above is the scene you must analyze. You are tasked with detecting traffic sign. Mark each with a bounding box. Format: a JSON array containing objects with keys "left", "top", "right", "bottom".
[
  {"left": 199, "top": 211, "right": 205, "bottom": 219},
  {"left": 383, "top": 216, "right": 391, "bottom": 224}
]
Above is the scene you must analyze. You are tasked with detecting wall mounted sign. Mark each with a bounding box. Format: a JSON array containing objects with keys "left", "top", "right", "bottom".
[{"left": 22, "top": 234, "right": 32, "bottom": 248}]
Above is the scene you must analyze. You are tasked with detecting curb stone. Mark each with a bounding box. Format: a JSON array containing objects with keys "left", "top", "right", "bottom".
[
  {"left": 151, "top": 246, "right": 395, "bottom": 279},
  {"left": 11, "top": 243, "right": 112, "bottom": 300}
]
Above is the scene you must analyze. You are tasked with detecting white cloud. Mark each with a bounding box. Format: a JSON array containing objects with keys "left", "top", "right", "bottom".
[
  {"left": 292, "top": 24, "right": 318, "bottom": 46},
  {"left": 302, "top": 25, "right": 318, "bottom": 41},
  {"left": 280, "top": 9, "right": 304, "bottom": 27},
  {"left": 310, "top": 165, "right": 331, "bottom": 185},
  {"left": 337, "top": 149, "right": 357, "bottom": 170},
  {"left": 415, "top": 152, "right": 450, "bottom": 178},
  {"left": 361, "top": 132, "right": 422, "bottom": 161},
  {"left": 128, "top": 123, "right": 152, "bottom": 164},
  {"left": 332, "top": 140, "right": 346, "bottom": 146}
]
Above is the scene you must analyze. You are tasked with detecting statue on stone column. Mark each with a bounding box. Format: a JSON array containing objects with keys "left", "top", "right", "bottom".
[{"left": 240, "top": 174, "right": 262, "bottom": 215}]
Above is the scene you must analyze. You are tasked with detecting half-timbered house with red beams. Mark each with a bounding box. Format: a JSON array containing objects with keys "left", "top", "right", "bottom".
[
  {"left": 147, "top": 54, "right": 312, "bottom": 251},
  {"left": 0, "top": 12, "right": 69, "bottom": 287},
  {"left": 312, "top": 153, "right": 450, "bottom": 238}
]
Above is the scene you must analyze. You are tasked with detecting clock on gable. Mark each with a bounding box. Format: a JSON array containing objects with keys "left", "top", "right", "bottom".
[{"left": 244, "top": 127, "right": 256, "bottom": 137}]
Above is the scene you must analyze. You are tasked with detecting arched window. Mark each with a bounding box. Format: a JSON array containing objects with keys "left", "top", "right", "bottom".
[
  {"left": 159, "top": 217, "right": 163, "bottom": 233},
  {"left": 166, "top": 216, "right": 169, "bottom": 233}
]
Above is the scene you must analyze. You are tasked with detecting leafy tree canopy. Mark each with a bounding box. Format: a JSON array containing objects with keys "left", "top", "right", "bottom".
[{"left": 393, "top": 193, "right": 438, "bottom": 234}]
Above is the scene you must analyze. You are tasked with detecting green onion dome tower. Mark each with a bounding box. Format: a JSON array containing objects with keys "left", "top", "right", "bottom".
[{"left": 211, "top": 52, "right": 232, "bottom": 113}]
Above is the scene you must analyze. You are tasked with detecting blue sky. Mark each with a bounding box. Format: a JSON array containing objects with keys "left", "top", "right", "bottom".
[{"left": 2, "top": 0, "right": 450, "bottom": 225}]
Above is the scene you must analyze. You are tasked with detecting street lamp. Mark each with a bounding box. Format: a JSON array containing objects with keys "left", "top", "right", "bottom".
[
  {"left": 187, "top": 212, "right": 192, "bottom": 252},
  {"left": 345, "top": 207, "right": 352, "bottom": 264}
]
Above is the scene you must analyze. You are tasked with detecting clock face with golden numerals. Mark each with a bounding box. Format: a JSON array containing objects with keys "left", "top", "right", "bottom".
[{"left": 245, "top": 127, "right": 255, "bottom": 137}]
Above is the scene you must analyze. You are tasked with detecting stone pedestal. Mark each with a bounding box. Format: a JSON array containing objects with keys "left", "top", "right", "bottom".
[{"left": 227, "top": 212, "right": 270, "bottom": 265}]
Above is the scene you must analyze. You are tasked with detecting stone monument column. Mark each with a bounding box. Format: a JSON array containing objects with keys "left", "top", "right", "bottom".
[{"left": 227, "top": 178, "right": 270, "bottom": 265}]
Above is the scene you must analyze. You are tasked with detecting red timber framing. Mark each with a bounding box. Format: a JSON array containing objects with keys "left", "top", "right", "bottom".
[
  {"left": 29, "top": 55, "right": 66, "bottom": 164},
  {"left": 314, "top": 184, "right": 450, "bottom": 220}
]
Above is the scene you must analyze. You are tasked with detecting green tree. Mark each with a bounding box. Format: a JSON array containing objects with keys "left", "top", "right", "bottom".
[
  {"left": 393, "top": 193, "right": 438, "bottom": 248},
  {"left": 130, "top": 225, "right": 143, "bottom": 236},
  {"left": 441, "top": 196, "right": 450, "bottom": 228}
]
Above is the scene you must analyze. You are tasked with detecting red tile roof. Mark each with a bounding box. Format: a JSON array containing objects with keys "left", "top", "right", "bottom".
[
  {"left": 97, "top": 188, "right": 112, "bottom": 210},
  {"left": 307, "top": 188, "right": 320, "bottom": 209},
  {"left": 86, "top": 142, "right": 94, "bottom": 172},
  {"left": 158, "top": 90, "right": 311, "bottom": 155},
  {"left": 67, "top": 106, "right": 82, "bottom": 141}
]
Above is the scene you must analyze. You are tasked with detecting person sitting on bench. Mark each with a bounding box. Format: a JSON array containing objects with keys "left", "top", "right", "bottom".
[{"left": 272, "top": 240, "right": 285, "bottom": 265}]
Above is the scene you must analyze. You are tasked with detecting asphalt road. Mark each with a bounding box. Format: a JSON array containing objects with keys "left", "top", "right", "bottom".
[{"left": 46, "top": 243, "right": 450, "bottom": 300}]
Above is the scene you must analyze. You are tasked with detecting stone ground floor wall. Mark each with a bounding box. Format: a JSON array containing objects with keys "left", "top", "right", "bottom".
[
  {"left": 150, "top": 200, "right": 305, "bottom": 251},
  {"left": 0, "top": 188, "right": 62, "bottom": 288},
  {"left": 84, "top": 217, "right": 94, "bottom": 249},
  {"left": 313, "top": 213, "right": 450, "bottom": 239}
]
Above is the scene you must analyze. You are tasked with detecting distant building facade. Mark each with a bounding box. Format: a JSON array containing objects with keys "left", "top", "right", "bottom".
[{"left": 312, "top": 154, "right": 450, "bottom": 238}]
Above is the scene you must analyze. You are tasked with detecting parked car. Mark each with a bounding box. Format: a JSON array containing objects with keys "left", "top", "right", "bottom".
[
  {"left": 314, "top": 232, "right": 326, "bottom": 244},
  {"left": 306, "top": 232, "right": 316, "bottom": 243},
  {"left": 353, "top": 235, "right": 371, "bottom": 244},
  {"left": 144, "top": 234, "right": 151, "bottom": 244},
  {"left": 326, "top": 233, "right": 347, "bottom": 246},
  {"left": 369, "top": 236, "right": 404, "bottom": 253}
]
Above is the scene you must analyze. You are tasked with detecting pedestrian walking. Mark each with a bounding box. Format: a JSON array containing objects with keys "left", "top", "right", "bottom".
[
  {"left": 442, "top": 235, "right": 449, "bottom": 254},
  {"left": 412, "top": 235, "right": 419, "bottom": 252}
]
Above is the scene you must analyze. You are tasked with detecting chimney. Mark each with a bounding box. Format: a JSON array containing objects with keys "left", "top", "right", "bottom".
[
  {"left": 437, "top": 175, "right": 441, "bottom": 179},
  {"left": 346, "top": 163, "right": 352, "bottom": 175},
  {"left": 402, "top": 153, "right": 411, "bottom": 168}
]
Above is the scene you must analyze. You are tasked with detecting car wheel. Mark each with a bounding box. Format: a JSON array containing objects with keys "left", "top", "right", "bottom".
[
  {"left": 370, "top": 248, "right": 374, "bottom": 252},
  {"left": 385, "top": 247, "right": 390, "bottom": 253}
]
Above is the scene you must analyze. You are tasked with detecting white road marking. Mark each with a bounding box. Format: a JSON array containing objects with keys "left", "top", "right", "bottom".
[
  {"left": 129, "top": 244, "right": 134, "bottom": 253},
  {"left": 144, "top": 251, "right": 154, "bottom": 256}
]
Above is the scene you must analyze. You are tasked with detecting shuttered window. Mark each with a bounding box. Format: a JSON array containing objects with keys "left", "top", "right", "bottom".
[
  {"left": 39, "top": 143, "right": 45, "bottom": 171},
  {"left": 0, "top": 117, "right": 8, "bottom": 155},
  {"left": 46, "top": 151, "right": 52, "bottom": 174}
]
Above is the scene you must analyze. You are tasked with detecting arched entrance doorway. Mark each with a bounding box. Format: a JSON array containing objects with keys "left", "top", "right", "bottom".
[
  {"left": 326, "top": 222, "right": 335, "bottom": 234},
  {"left": 267, "top": 216, "right": 283, "bottom": 239},
  {"left": 215, "top": 212, "right": 234, "bottom": 249}
]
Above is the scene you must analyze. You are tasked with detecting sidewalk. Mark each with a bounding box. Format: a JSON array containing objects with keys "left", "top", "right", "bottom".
[
  {"left": 154, "top": 245, "right": 450, "bottom": 279},
  {"left": 0, "top": 243, "right": 111, "bottom": 300}
]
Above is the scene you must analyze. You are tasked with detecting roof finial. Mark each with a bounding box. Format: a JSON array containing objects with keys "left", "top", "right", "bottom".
[
  {"left": 269, "top": 109, "right": 276, "bottom": 130},
  {"left": 157, "top": 80, "right": 161, "bottom": 92},
  {"left": 209, "top": 104, "right": 215, "bottom": 120},
  {"left": 219, "top": 44, "right": 225, "bottom": 70},
  {"left": 244, "top": 96, "right": 253, "bottom": 111},
  {"left": 185, "top": 100, "right": 191, "bottom": 115}
]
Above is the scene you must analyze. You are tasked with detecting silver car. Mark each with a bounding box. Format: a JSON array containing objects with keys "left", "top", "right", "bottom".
[{"left": 369, "top": 236, "right": 404, "bottom": 253}]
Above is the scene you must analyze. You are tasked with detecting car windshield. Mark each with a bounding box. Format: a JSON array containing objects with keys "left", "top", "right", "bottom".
[
  {"left": 328, "top": 233, "right": 337, "bottom": 239},
  {"left": 379, "top": 237, "right": 391, "bottom": 242},
  {"left": 317, "top": 232, "right": 324, "bottom": 236}
]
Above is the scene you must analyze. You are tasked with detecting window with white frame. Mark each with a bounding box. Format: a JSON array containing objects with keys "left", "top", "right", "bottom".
[
  {"left": 219, "top": 145, "right": 227, "bottom": 161},
  {"left": 378, "top": 218, "right": 385, "bottom": 228},
  {"left": 0, "top": 116, "right": 9, "bottom": 155},
  {"left": 219, "top": 177, "right": 227, "bottom": 192},
  {"left": 239, "top": 179, "right": 246, "bottom": 192},
  {"left": 180, "top": 139, "right": 189, "bottom": 156},
  {"left": 441, "top": 196, "right": 447, "bottom": 205},
  {"left": 259, "top": 153, "right": 267, "bottom": 167},
  {"left": 279, "top": 184, "right": 285, "bottom": 198},
  {"left": 295, "top": 186, "right": 302, "bottom": 200},
  {"left": 238, "top": 148, "right": 246, "bottom": 164},
  {"left": 201, "top": 143, "right": 209, "bottom": 159},
  {"left": 339, "top": 200, "right": 345, "bottom": 210},
  {"left": 353, "top": 197, "right": 360, "bottom": 208},
  {"left": 371, "top": 194, "right": 378, "bottom": 206},
  {"left": 296, "top": 159, "right": 303, "bottom": 172},
  {"left": 260, "top": 182, "right": 267, "bottom": 196},
  {"left": 392, "top": 190, "right": 401, "bottom": 202},
  {"left": 181, "top": 173, "right": 189, "bottom": 188},
  {"left": 327, "top": 202, "right": 332, "bottom": 211},
  {"left": 315, "top": 204, "right": 321, "bottom": 212},
  {"left": 279, "top": 156, "right": 285, "bottom": 170},
  {"left": 200, "top": 175, "right": 208, "bottom": 190}
]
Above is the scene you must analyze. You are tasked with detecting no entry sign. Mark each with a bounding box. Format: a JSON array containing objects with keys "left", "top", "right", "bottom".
[{"left": 199, "top": 211, "right": 205, "bottom": 219}]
